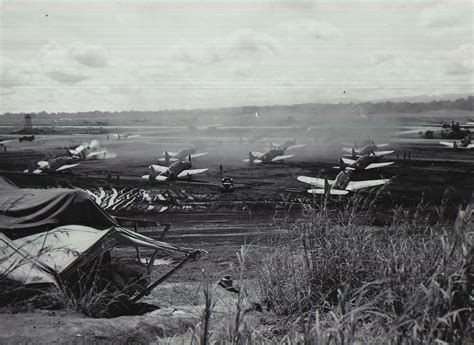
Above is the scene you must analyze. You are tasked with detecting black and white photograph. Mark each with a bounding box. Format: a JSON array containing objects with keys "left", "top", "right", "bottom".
[{"left": 0, "top": 0, "right": 472, "bottom": 343}]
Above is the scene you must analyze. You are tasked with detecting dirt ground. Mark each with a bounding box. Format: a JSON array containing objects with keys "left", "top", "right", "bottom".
[{"left": 0, "top": 112, "right": 473, "bottom": 343}]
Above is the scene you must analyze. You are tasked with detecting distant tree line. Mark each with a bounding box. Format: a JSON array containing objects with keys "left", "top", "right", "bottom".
[{"left": 1, "top": 96, "right": 472, "bottom": 121}]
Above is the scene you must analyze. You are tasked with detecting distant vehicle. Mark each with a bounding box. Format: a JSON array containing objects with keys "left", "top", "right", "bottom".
[
  {"left": 297, "top": 170, "right": 390, "bottom": 195},
  {"left": 142, "top": 155, "right": 208, "bottom": 182},
  {"left": 342, "top": 140, "right": 393, "bottom": 157},
  {"left": 18, "top": 135, "right": 35, "bottom": 142},
  {"left": 439, "top": 135, "right": 474, "bottom": 149},
  {"left": 24, "top": 156, "right": 79, "bottom": 174},
  {"left": 0, "top": 138, "right": 13, "bottom": 152},
  {"left": 68, "top": 140, "right": 110, "bottom": 160},
  {"left": 336, "top": 153, "right": 395, "bottom": 171},
  {"left": 114, "top": 132, "right": 140, "bottom": 140},
  {"left": 220, "top": 177, "right": 235, "bottom": 192},
  {"left": 243, "top": 139, "right": 305, "bottom": 164},
  {"left": 159, "top": 146, "right": 208, "bottom": 165},
  {"left": 422, "top": 121, "right": 474, "bottom": 130},
  {"left": 238, "top": 136, "right": 269, "bottom": 144}
]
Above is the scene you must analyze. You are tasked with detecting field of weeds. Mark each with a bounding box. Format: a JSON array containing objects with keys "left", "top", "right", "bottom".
[{"left": 0, "top": 195, "right": 472, "bottom": 344}]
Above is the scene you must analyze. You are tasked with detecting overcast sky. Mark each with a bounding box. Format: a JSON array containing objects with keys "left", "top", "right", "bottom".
[{"left": 0, "top": 0, "right": 472, "bottom": 113}]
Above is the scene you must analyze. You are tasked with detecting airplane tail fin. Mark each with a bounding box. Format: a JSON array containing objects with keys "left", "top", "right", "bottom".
[
  {"left": 248, "top": 152, "right": 256, "bottom": 164},
  {"left": 324, "top": 179, "right": 331, "bottom": 195},
  {"left": 339, "top": 158, "right": 347, "bottom": 171},
  {"left": 164, "top": 151, "right": 171, "bottom": 164},
  {"left": 149, "top": 165, "right": 157, "bottom": 182}
]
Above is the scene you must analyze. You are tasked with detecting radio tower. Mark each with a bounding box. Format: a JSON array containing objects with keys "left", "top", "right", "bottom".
[{"left": 24, "top": 113, "right": 33, "bottom": 133}]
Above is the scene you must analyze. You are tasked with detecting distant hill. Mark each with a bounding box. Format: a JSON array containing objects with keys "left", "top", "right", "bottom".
[{"left": 0, "top": 96, "right": 472, "bottom": 127}]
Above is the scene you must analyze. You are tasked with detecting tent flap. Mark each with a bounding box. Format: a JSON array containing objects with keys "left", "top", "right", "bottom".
[{"left": 0, "top": 188, "right": 117, "bottom": 239}]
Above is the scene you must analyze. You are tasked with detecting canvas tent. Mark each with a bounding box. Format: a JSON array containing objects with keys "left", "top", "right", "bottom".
[
  {"left": 0, "top": 178, "right": 203, "bottom": 301},
  {"left": 0, "top": 185, "right": 117, "bottom": 239},
  {"left": 1, "top": 225, "right": 199, "bottom": 289}
]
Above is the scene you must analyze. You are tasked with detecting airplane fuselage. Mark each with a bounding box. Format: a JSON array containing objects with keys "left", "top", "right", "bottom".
[
  {"left": 332, "top": 170, "right": 353, "bottom": 190},
  {"left": 150, "top": 160, "right": 193, "bottom": 181},
  {"left": 357, "top": 144, "right": 378, "bottom": 155},
  {"left": 277, "top": 140, "right": 296, "bottom": 151},
  {"left": 45, "top": 156, "right": 75, "bottom": 171},
  {"left": 258, "top": 148, "right": 285, "bottom": 162},
  {"left": 354, "top": 154, "right": 378, "bottom": 169},
  {"left": 175, "top": 147, "right": 197, "bottom": 160}
]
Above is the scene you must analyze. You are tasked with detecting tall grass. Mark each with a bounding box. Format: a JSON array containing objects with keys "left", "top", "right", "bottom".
[{"left": 256, "top": 196, "right": 473, "bottom": 343}]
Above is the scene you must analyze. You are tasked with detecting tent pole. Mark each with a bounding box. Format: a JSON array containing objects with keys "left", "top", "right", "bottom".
[{"left": 130, "top": 250, "right": 199, "bottom": 303}]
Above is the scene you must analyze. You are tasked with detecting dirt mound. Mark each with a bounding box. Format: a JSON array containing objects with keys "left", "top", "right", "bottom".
[{"left": 0, "top": 308, "right": 199, "bottom": 344}]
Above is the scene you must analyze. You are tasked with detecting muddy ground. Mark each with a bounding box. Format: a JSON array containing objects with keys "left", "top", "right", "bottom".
[{"left": 0, "top": 115, "right": 473, "bottom": 343}]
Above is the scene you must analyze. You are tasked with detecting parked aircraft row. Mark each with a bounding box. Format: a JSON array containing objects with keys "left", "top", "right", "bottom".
[
  {"left": 439, "top": 134, "right": 473, "bottom": 149},
  {"left": 297, "top": 139, "right": 394, "bottom": 195},
  {"left": 24, "top": 140, "right": 113, "bottom": 174}
]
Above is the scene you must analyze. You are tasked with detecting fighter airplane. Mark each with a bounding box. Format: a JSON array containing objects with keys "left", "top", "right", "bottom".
[
  {"left": 68, "top": 140, "right": 110, "bottom": 160},
  {"left": 336, "top": 152, "right": 395, "bottom": 171},
  {"left": 439, "top": 135, "right": 474, "bottom": 149},
  {"left": 0, "top": 138, "right": 13, "bottom": 152},
  {"left": 342, "top": 140, "right": 393, "bottom": 157},
  {"left": 114, "top": 132, "right": 140, "bottom": 140},
  {"left": 142, "top": 155, "right": 208, "bottom": 182},
  {"left": 297, "top": 170, "right": 390, "bottom": 195},
  {"left": 159, "top": 146, "right": 208, "bottom": 165},
  {"left": 269, "top": 138, "right": 306, "bottom": 151},
  {"left": 244, "top": 139, "right": 305, "bottom": 164},
  {"left": 24, "top": 156, "right": 80, "bottom": 174}
]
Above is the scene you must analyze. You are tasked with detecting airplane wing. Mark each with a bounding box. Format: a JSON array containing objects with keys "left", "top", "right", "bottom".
[
  {"left": 377, "top": 143, "right": 390, "bottom": 148},
  {"left": 37, "top": 161, "right": 50, "bottom": 168},
  {"left": 251, "top": 151, "right": 263, "bottom": 156},
  {"left": 150, "top": 164, "right": 169, "bottom": 173},
  {"left": 271, "top": 154, "right": 294, "bottom": 162},
  {"left": 365, "top": 162, "right": 395, "bottom": 170},
  {"left": 297, "top": 176, "right": 334, "bottom": 188},
  {"left": 346, "top": 179, "right": 389, "bottom": 191},
  {"left": 243, "top": 158, "right": 263, "bottom": 164},
  {"left": 373, "top": 150, "right": 394, "bottom": 156},
  {"left": 86, "top": 150, "right": 108, "bottom": 159},
  {"left": 286, "top": 144, "right": 306, "bottom": 150},
  {"left": 55, "top": 163, "right": 80, "bottom": 172},
  {"left": 190, "top": 152, "right": 208, "bottom": 159},
  {"left": 162, "top": 151, "right": 178, "bottom": 156},
  {"left": 158, "top": 157, "right": 178, "bottom": 162},
  {"left": 307, "top": 188, "right": 349, "bottom": 195},
  {"left": 341, "top": 157, "right": 356, "bottom": 165},
  {"left": 177, "top": 168, "right": 208, "bottom": 178},
  {"left": 342, "top": 147, "right": 354, "bottom": 154},
  {"left": 439, "top": 141, "right": 455, "bottom": 148},
  {"left": 142, "top": 174, "right": 168, "bottom": 181}
]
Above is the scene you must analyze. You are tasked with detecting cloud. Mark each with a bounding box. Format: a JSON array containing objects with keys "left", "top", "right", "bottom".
[
  {"left": 229, "top": 29, "right": 280, "bottom": 56},
  {"left": 46, "top": 70, "right": 90, "bottom": 84},
  {"left": 37, "top": 41, "right": 111, "bottom": 84},
  {"left": 231, "top": 63, "right": 253, "bottom": 78},
  {"left": 0, "top": 58, "right": 37, "bottom": 88},
  {"left": 368, "top": 51, "right": 397, "bottom": 66},
  {"left": 444, "top": 44, "right": 473, "bottom": 76},
  {"left": 174, "top": 29, "right": 280, "bottom": 65},
  {"left": 71, "top": 45, "right": 109, "bottom": 67},
  {"left": 281, "top": 20, "right": 343, "bottom": 40},
  {"left": 419, "top": 1, "right": 471, "bottom": 32}
]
